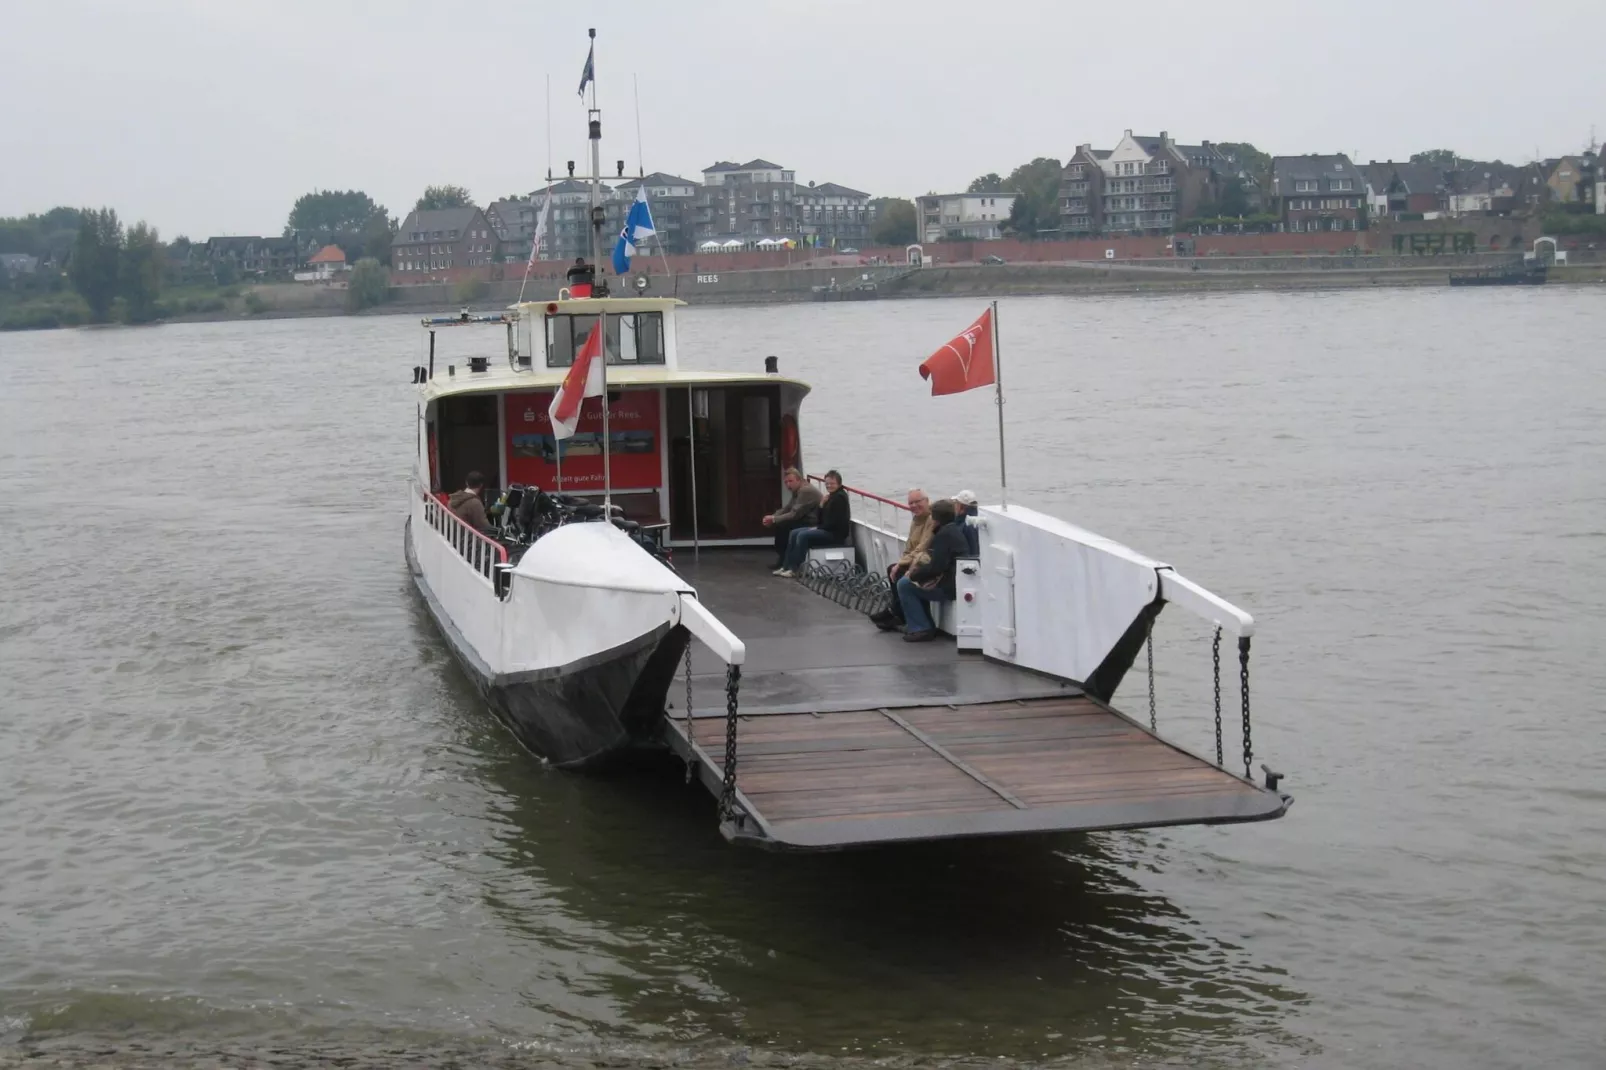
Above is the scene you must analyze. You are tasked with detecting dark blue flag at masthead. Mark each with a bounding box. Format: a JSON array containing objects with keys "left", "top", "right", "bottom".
[{"left": 577, "top": 43, "right": 594, "bottom": 98}]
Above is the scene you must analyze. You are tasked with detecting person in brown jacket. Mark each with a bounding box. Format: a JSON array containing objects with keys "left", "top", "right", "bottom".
[
  {"left": 870, "top": 488, "right": 935, "bottom": 630},
  {"left": 447, "top": 471, "right": 492, "bottom": 533}
]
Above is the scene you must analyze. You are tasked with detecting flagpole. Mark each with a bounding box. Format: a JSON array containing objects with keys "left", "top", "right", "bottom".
[
  {"left": 585, "top": 27, "right": 613, "bottom": 514},
  {"left": 992, "top": 298, "right": 1008, "bottom": 510},
  {"left": 517, "top": 74, "right": 554, "bottom": 306},
  {"left": 687, "top": 388, "right": 700, "bottom": 561}
]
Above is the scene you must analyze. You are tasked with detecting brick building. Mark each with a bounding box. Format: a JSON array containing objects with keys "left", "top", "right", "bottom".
[
  {"left": 204, "top": 236, "right": 302, "bottom": 277},
  {"left": 1362, "top": 161, "right": 1447, "bottom": 219},
  {"left": 1060, "top": 131, "right": 1233, "bottom": 236},
  {"left": 391, "top": 206, "right": 500, "bottom": 282},
  {"left": 615, "top": 172, "right": 701, "bottom": 255},
  {"left": 486, "top": 197, "right": 540, "bottom": 263},
  {"left": 695, "top": 159, "right": 800, "bottom": 242},
  {"left": 1269, "top": 155, "right": 1365, "bottom": 232},
  {"left": 795, "top": 181, "right": 876, "bottom": 248}
]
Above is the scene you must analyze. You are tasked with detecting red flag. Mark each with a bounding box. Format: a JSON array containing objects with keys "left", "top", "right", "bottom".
[
  {"left": 549, "top": 321, "right": 605, "bottom": 439},
  {"left": 918, "top": 307, "right": 995, "bottom": 396}
]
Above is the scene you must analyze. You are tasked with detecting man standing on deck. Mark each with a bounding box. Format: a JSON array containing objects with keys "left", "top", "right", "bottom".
[
  {"left": 761, "top": 468, "right": 822, "bottom": 570},
  {"left": 448, "top": 471, "right": 492, "bottom": 533}
]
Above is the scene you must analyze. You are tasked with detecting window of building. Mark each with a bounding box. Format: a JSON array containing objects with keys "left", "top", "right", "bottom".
[{"left": 1295, "top": 180, "right": 1317, "bottom": 192}]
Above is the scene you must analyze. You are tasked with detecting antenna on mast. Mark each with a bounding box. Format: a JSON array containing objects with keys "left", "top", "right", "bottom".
[{"left": 633, "top": 74, "right": 645, "bottom": 179}]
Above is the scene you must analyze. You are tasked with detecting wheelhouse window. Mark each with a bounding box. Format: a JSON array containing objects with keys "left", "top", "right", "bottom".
[{"left": 545, "top": 312, "right": 665, "bottom": 368}]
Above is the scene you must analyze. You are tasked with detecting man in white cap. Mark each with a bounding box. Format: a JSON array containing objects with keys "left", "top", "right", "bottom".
[{"left": 951, "top": 490, "right": 980, "bottom": 556}]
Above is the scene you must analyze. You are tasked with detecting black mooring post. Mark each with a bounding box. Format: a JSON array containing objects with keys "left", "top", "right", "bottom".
[{"left": 428, "top": 330, "right": 436, "bottom": 380}]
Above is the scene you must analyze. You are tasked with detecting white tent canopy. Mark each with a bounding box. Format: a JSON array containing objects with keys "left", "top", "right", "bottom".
[
  {"left": 699, "top": 240, "right": 722, "bottom": 250},
  {"left": 722, "top": 239, "right": 745, "bottom": 248}
]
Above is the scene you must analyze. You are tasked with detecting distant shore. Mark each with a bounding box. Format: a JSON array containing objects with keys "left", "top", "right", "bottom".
[
  {"left": 180, "top": 260, "right": 1606, "bottom": 324},
  {"left": 8, "top": 259, "right": 1602, "bottom": 332}
]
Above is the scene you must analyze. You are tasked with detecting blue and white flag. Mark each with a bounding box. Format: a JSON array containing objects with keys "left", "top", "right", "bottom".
[
  {"left": 611, "top": 187, "right": 656, "bottom": 275},
  {"left": 577, "top": 42, "right": 594, "bottom": 98}
]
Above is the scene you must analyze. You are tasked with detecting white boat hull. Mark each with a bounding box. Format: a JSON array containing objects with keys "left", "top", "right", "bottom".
[{"left": 405, "top": 497, "right": 693, "bottom": 767}]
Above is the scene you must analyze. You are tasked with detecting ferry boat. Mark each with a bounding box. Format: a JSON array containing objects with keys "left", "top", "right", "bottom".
[{"left": 403, "top": 33, "right": 1291, "bottom": 850}]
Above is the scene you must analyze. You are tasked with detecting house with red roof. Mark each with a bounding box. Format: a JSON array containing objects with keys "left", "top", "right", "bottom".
[{"left": 296, "top": 244, "right": 349, "bottom": 282}]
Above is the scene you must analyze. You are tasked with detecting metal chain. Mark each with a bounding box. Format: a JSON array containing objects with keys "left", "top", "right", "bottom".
[
  {"left": 1146, "top": 616, "right": 1157, "bottom": 733},
  {"left": 718, "top": 665, "right": 742, "bottom": 821},
  {"left": 682, "top": 642, "right": 696, "bottom": 784},
  {"left": 1239, "top": 637, "right": 1254, "bottom": 780},
  {"left": 1211, "top": 627, "right": 1224, "bottom": 767}
]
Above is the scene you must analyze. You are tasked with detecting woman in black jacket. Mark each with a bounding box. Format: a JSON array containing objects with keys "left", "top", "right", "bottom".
[
  {"left": 774, "top": 470, "right": 852, "bottom": 576},
  {"left": 895, "top": 499, "right": 966, "bottom": 640}
]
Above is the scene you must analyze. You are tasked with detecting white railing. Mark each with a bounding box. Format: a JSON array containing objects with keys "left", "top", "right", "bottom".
[{"left": 419, "top": 487, "right": 509, "bottom": 587}]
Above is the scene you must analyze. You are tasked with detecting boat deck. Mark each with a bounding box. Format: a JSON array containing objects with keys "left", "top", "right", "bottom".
[{"left": 665, "top": 551, "right": 1288, "bottom": 850}]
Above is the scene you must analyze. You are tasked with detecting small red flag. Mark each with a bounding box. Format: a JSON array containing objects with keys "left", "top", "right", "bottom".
[
  {"left": 549, "top": 321, "right": 605, "bottom": 439},
  {"left": 918, "top": 307, "right": 995, "bottom": 396}
]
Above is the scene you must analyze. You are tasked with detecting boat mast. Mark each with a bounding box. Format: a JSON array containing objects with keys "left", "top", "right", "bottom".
[{"left": 585, "top": 27, "right": 613, "bottom": 513}]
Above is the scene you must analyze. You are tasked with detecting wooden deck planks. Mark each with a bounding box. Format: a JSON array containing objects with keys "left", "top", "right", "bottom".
[
  {"left": 662, "top": 550, "right": 1287, "bottom": 848},
  {"left": 687, "top": 696, "right": 1273, "bottom": 835}
]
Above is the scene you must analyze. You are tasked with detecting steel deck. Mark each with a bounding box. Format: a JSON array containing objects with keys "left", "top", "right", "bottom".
[{"left": 665, "top": 551, "right": 1287, "bottom": 850}]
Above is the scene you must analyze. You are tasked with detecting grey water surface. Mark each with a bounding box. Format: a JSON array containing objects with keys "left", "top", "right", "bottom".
[{"left": 1, "top": 289, "right": 1602, "bottom": 1069}]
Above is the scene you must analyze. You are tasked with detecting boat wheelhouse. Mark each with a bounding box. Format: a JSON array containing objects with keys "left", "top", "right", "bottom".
[{"left": 417, "top": 296, "right": 807, "bottom": 549}]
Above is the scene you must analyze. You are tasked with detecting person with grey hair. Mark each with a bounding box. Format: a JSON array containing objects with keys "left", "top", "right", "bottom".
[{"left": 870, "top": 488, "right": 935, "bottom": 630}]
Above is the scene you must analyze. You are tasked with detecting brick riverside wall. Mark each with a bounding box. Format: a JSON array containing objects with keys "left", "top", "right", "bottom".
[{"left": 388, "top": 224, "right": 1555, "bottom": 290}]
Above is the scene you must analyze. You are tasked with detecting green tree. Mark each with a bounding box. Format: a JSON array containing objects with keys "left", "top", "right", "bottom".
[
  {"left": 967, "top": 173, "right": 1003, "bottom": 193},
  {"left": 452, "top": 277, "right": 489, "bottom": 304},
  {"left": 69, "top": 208, "right": 123, "bottom": 321},
  {"left": 1219, "top": 177, "right": 1251, "bottom": 218},
  {"left": 869, "top": 197, "right": 917, "bottom": 246},
  {"left": 1410, "top": 149, "right": 1461, "bottom": 169},
  {"left": 0, "top": 207, "right": 84, "bottom": 261},
  {"left": 1216, "top": 142, "right": 1273, "bottom": 192},
  {"left": 346, "top": 257, "right": 390, "bottom": 312},
  {"left": 1001, "top": 157, "right": 1064, "bottom": 239},
  {"left": 415, "top": 185, "right": 472, "bottom": 212},
  {"left": 360, "top": 214, "right": 397, "bottom": 265},
  {"left": 286, "top": 189, "right": 388, "bottom": 240},
  {"left": 119, "top": 222, "right": 163, "bottom": 323}
]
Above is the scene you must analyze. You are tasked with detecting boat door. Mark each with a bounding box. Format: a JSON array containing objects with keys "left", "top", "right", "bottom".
[
  {"left": 667, "top": 385, "right": 782, "bottom": 542},
  {"left": 435, "top": 393, "right": 501, "bottom": 495},
  {"left": 727, "top": 386, "right": 782, "bottom": 538}
]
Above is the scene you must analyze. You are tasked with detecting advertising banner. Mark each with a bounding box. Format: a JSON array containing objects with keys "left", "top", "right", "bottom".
[{"left": 504, "top": 389, "right": 662, "bottom": 491}]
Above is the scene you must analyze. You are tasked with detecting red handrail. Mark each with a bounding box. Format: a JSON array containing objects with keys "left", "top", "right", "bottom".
[
  {"left": 419, "top": 486, "right": 508, "bottom": 586},
  {"left": 807, "top": 475, "right": 912, "bottom": 512}
]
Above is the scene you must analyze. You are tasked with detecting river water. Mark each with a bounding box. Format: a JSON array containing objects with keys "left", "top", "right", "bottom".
[{"left": 1, "top": 290, "right": 1602, "bottom": 1069}]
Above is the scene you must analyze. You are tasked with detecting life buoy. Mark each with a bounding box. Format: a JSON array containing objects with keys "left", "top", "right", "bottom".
[{"left": 780, "top": 414, "right": 800, "bottom": 469}]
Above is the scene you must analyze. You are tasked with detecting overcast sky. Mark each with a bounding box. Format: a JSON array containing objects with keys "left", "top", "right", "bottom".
[{"left": 3, "top": 0, "right": 1601, "bottom": 238}]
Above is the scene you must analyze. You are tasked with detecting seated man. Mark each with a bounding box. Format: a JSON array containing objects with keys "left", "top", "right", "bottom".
[
  {"left": 761, "top": 467, "right": 823, "bottom": 570},
  {"left": 447, "top": 471, "right": 492, "bottom": 532},
  {"left": 870, "top": 488, "right": 935, "bottom": 630},
  {"left": 895, "top": 498, "right": 967, "bottom": 642},
  {"left": 951, "top": 489, "right": 981, "bottom": 556},
  {"left": 774, "top": 469, "right": 851, "bottom": 577}
]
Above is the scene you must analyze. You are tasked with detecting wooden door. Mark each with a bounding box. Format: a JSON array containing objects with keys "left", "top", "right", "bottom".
[{"left": 725, "top": 387, "right": 781, "bottom": 538}]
